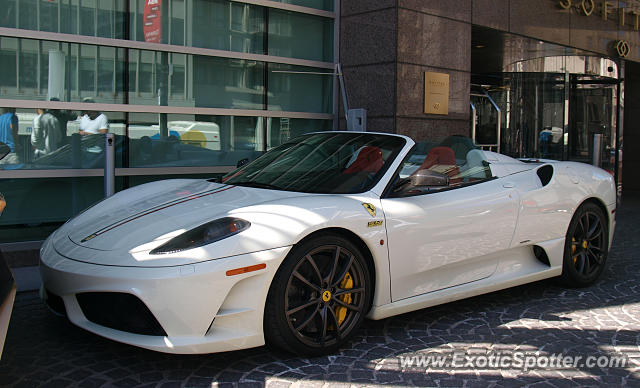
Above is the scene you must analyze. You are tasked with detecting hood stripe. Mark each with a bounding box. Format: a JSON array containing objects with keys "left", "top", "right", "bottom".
[{"left": 81, "top": 185, "right": 236, "bottom": 242}]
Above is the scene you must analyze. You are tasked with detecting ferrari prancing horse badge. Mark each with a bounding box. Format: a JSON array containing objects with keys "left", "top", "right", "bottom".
[{"left": 362, "top": 203, "right": 376, "bottom": 217}]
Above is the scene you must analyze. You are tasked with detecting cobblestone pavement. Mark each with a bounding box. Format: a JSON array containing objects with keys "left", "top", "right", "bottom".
[{"left": 2, "top": 198, "right": 640, "bottom": 387}]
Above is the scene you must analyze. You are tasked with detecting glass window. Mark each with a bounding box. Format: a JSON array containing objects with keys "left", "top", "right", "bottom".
[
  {"left": 0, "top": 111, "right": 333, "bottom": 170},
  {"left": 0, "top": 0, "right": 17, "bottom": 28},
  {"left": 0, "top": 108, "right": 126, "bottom": 170},
  {"left": 0, "top": 38, "right": 274, "bottom": 110},
  {"left": 189, "top": 56, "right": 264, "bottom": 110},
  {"left": 0, "top": 110, "right": 334, "bottom": 170},
  {"left": 271, "top": 0, "right": 334, "bottom": 11},
  {"left": 0, "top": 176, "right": 110, "bottom": 233},
  {"left": 499, "top": 73, "right": 566, "bottom": 160},
  {"left": 0, "top": 1, "right": 334, "bottom": 61},
  {"left": 268, "top": 64, "right": 333, "bottom": 114},
  {"left": 2, "top": 37, "right": 337, "bottom": 111},
  {"left": 267, "top": 118, "right": 332, "bottom": 149},
  {"left": 0, "top": 38, "right": 127, "bottom": 105},
  {"left": 224, "top": 133, "right": 405, "bottom": 194},
  {"left": 268, "top": 10, "right": 333, "bottom": 62},
  {"left": 127, "top": 113, "right": 263, "bottom": 168},
  {"left": 389, "top": 137, "right": 493, "bottom": 198},
  {"left": 186, "top": 0, "right": 265, "bottom": 53}
]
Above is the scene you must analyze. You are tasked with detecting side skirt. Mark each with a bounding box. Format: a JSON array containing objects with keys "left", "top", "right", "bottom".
[{"left": 367, "top": 237, "right": 565, "bottom": 320}]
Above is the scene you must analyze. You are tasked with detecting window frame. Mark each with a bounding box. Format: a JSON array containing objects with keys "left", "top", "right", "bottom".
[{"left": 382, "top": 144, "right": 497, "bottom": 199}]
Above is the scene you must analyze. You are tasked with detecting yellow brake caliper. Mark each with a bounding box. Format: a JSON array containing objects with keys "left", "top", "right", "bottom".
[
  {"left": 335, "top": 272, "right": 353, "bottom": 326},
  {"left": 572, "top": 237, "right": 577, "bottom": 263}
]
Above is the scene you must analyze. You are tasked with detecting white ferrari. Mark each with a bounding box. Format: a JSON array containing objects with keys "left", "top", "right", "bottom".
[{"left": 40, "top": 132, "right": 616, "bottom": 355}]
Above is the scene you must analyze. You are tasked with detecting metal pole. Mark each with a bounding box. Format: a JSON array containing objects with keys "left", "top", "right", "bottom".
[
  {"left": 104, "top": 133, "right": 115, "bottom": 197},
  {"left": 470, "top": 101, "right": 477, "bottom": 144},
  {"left": 593, "top": 133, "right": 602, "bottom": 167},
  {"left": 337, "top": 63, "right": 350, "bottom": 126}
]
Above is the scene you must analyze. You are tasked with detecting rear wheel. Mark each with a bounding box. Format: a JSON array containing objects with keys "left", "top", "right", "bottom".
[
  {"left": 560, "top": 202, "right": 609, "bottom": 287},
  {"left": 264, "top": 234, "right": 372, "bottom": 355}
]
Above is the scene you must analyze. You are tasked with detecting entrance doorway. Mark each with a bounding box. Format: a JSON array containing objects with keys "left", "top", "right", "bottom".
[
  {"left": 569, "top": 76, "right": 618, "bottom": 175},
  {"left": 470, "top": 68, "right": 621, "bottom": 185}
]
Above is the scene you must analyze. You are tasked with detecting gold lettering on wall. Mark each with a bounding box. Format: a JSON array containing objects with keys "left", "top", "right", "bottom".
[
  {"left": 558, "top": 0, "right": 572, "bottom": 9},
  {"left": 602, "top": 1, "right": 614, "bottom": 20},
  {"left": 581, "top": 0, "right": 595, "bottom": 16},
  {"left": 424, "top": 72, "right": 450, "bottom": 115},
  {"left": 557, "top": 0, "right": 640, "bottom": 51}
]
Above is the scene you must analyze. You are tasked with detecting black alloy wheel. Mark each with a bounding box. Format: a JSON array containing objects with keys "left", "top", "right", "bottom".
[
  {"left": 264, "top": 234, "right": 372, "bottom": 355},
  {"left": 561, "top": 202, "right": 609, "bottom": 287}
]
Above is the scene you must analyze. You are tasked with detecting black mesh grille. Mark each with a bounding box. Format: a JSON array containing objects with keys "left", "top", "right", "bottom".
[
  {"left": 45, "top": 289, "right": 66, "bottom": 316},
  {"left": 76, "top": 292, "right": 167, "bottom": 337}
]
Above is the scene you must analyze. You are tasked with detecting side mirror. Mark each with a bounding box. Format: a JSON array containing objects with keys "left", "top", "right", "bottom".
[
  {"left": 236, "top": 158, "right": 249, "bottom": 168},
  {"left": 0, "top": 142, "right": 9, "bottom": 161},
  {"left": 411, "top": 169, "right": 449, "bottom": 187}
]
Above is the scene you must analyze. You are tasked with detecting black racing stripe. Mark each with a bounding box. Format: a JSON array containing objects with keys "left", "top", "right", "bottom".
[
  {"left": 88, "top": 185, "right": 230, "bottom": 236},
  {"left": 81, "top": 185, "right": 236, "bottom": 242}
]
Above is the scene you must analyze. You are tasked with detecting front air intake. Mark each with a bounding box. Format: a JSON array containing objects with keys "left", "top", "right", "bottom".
[
  {"left": 76, "top": 292, "right": 167, "bottom": 336},
  {"left": 45, "top": 289, "right": 67, "bottom": 316}
]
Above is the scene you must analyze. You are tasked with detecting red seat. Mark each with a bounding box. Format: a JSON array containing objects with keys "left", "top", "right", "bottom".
[
  {"left": 418, "top": 146, "right": 457, "bottom": 170},
  {"left": 344, "top": 146, "right": 384, "bottom": 174},
  {"left": 415, "top": 146, "right": 460, "bottom": 183}
]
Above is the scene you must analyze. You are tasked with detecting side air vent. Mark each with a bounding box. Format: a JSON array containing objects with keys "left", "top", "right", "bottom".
[
  {"left": 533, "top": 245, "right": 551, "bottom": 267},
  {"left": 536, "top": 165, "right": 554, "bottom": 187}
]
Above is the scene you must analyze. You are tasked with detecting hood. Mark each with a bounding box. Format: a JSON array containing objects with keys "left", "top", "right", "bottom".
[{"left": 57, "top": 179, "right": 304, "bottom": 254}]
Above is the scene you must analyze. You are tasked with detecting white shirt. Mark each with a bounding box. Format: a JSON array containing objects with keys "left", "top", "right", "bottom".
[
  {"left": 79, "top": 113, "right": 109, "bottom": 134},
  {"left": 31, "top": 112, "right": 61, "bottom": 157}
]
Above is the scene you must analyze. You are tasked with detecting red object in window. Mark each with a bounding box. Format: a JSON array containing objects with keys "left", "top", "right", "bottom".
[
  {"left": 344, "top": 146, "right": 384, "bottom": 174},
  {"left": 418, "top": 146, "right": 457, "bottom": 170},
  {"left": 144, "top": 0, "right": 162, "bottom": 43}
]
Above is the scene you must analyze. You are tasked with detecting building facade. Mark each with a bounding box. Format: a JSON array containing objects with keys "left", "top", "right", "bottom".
[
  {"left": 0, "top": 0, "right": 337, "bottom": 244},
  {"left": 341, "top": 0, "right": 640, "bottom": 193}
]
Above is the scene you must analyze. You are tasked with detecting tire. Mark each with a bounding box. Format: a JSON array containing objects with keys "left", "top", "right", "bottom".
[
  {"left": 264, "top": 233, "right": 372, "bottom": 356},
  {"left": 560, "top": 202, "right": 609, "bottom": 287}
]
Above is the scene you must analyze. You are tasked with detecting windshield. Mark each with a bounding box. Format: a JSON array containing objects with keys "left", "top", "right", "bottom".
[{"left": 222, "top": 133, "right": 406, "bottom": 194}]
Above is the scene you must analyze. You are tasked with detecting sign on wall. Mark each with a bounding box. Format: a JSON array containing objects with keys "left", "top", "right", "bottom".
[
  {"left": 424, "top": 72, "right": 450, "bottom": 115},
  {"left": 144, "top": 0, "right": 162, "bottom": 43}
]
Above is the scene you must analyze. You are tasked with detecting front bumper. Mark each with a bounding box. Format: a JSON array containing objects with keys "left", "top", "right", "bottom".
[{"left": 40, "top": 238, "right": 291, "bottom": 354}]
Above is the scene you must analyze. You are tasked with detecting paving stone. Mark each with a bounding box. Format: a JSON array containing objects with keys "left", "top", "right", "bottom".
[{"left": 3, "top": 198, "right": 640, "bottom": 386}]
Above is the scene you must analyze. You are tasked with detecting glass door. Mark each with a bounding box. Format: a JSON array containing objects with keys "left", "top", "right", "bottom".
[
  {"left": 569, "top": 76, "right": 618, "bottom": 175},
  {"left": 470, "top": 85, "right": 501, "bottom": 153}
]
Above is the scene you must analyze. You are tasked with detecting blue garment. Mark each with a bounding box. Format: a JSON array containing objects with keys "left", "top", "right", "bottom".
[{"left": 0, "top": 112, "right": 17, "bottom": 152}]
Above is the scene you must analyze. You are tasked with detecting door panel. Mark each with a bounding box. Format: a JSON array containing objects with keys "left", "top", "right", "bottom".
[{"left": 382, "top": 179, "right": 519, "bottom": 301}]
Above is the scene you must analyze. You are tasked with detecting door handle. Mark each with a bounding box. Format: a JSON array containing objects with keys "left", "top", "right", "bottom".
[{"left": 502, "top": 182, "right": 515, "bottom": 188}]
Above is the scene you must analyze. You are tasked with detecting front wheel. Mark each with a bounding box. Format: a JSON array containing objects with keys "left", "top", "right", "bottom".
[
  {"left": 560, "top": 202, "right": 609, "bottom": 287},
  {"left": 264, "top": 234, "right": 372, "bottom": 355}
]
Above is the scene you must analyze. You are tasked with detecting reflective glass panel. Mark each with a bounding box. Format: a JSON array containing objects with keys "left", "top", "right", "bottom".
[
  {"left": 268, "top": 64, "right": 333, "bottom": 114},
  {"left": 0, "top": 1, "right": 333, "bottom": 60},
  {"left": 0, "top": 38, "right": 268, "bottom": 110},
  {"left": 127, "top": 113, "right": 264, "bottom": 168},
  {"left": 271, "top": 0, "right": 334, "bottom": 11},
  {"left": 266, "top": 117, "right": 332, "bottom": 149},
  {"left": 0, "top": 108, "right": 126, "bottom": 170},
  {"left": 269, "top": 10, "right": 333, "bottom": 62},
  {"left": 0, "top": 176, "right": 110, "bottom": 232}
]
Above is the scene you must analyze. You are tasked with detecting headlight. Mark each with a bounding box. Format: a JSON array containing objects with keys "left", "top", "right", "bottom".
[{"left": 150, "top": 217, "right": 250, "bottom": 255}]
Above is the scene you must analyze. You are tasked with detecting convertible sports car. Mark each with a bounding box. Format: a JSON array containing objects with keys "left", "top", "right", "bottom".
[{"left": 39, "top": 132, "right": 616, "bottom": 355}]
